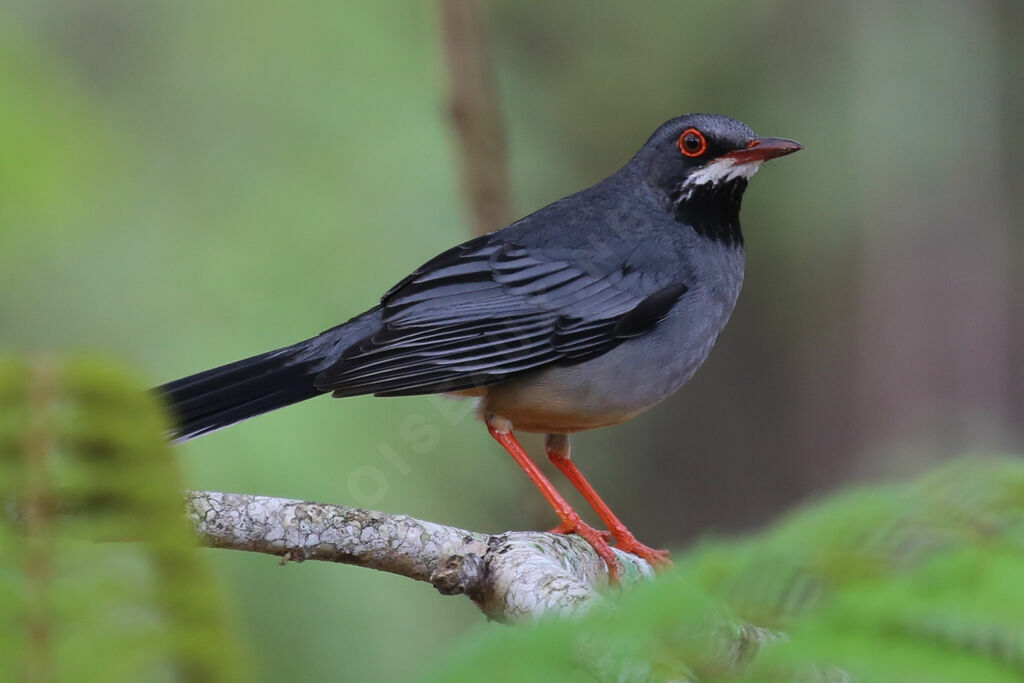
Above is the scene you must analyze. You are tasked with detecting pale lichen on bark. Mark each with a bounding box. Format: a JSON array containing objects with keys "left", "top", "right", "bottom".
[{"left": 186, "top": 491, "right": 653, "bottom": 622}]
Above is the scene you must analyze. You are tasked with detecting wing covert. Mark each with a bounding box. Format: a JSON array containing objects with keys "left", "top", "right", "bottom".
[{"left": 315, "top": 238, "right": 684, "bottom": 397}]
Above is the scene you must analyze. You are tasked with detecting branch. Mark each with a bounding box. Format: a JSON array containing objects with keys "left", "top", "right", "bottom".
[
  {"left": 186, "top": 491, "right": 654, "bottom": 622},
  {"left": 438, "top": 0, "right": 514, "bottom": 235}
]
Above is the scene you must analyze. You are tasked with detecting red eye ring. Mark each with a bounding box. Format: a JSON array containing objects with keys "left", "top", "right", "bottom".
[{"left": 677, "top": 128, "right": 707, "bottom": 157}]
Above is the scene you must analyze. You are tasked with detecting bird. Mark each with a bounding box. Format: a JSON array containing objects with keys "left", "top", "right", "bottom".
[{"left": 157, "top": 113, "right": 801, "bottom": 581}]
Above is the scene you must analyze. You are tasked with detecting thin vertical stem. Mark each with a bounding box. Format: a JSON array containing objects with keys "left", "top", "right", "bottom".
[{"left": 437, "top": 0, "right": 513, "bottom": 236}]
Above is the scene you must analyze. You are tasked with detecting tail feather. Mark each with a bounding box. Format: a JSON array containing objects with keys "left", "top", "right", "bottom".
[{"left": 156, "top": 339, "right": 327, "bottom": 442}]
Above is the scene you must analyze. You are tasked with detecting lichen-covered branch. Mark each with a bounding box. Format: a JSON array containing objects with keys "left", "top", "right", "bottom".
[{"left": 186, "top": 491, "right": 654, "bottom": 622}]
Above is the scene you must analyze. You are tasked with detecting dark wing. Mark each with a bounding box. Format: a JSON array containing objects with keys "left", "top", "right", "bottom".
[{"left": 314, "top": 237, "right": 687, "bottom": 397}]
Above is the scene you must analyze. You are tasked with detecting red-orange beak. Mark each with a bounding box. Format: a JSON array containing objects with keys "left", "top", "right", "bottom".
[{"left": 724, "top": 137, "right": 802, "bottom": 164}]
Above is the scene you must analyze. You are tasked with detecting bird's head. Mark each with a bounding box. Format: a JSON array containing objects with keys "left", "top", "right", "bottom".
[{"left": 636, "top": 113, "right": 801, "bottom": 204}]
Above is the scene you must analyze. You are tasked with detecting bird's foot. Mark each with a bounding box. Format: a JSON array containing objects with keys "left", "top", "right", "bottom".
[
  {"left": 549, "top": 519, "right": 621, "bottom": 583},
  {"left": 612, "top": 531, "right": 673, "bottom": 570}
]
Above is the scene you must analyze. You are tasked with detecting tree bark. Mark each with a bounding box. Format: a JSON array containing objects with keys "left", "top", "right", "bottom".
[{"left": 186, "top": 490, "right": 654, "bottom": 623}]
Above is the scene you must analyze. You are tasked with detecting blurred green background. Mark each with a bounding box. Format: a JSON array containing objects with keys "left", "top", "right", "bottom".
[{"left": 1, "top": 1, "right": 1021, "bottom": 680}]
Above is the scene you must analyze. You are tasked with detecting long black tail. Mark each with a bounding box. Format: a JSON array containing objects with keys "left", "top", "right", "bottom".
[
  {"left": 156, "top": 338, "right": 329, "bottom": 443},
  {"left": 155, "top": 309, "right": 382, "bottom": 443}
]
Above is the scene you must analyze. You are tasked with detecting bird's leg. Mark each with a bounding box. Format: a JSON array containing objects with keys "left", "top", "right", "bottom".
[
  {"left": 545, "top": 434, "right": 673, "bottom": 570},
  {"left": 485, "top": 416, "right": 621, "bottom": 582},
  {"left": 548, "top": 523, "right": 613, "bottom": 542}
]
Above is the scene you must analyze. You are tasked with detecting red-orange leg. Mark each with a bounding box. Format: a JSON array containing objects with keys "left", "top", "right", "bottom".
[
  {"left": 485, "top": 418, "right": 621, "bottom": 582},
  {"left": 545, "top": 434, "right": 673, "bottom": 570}
]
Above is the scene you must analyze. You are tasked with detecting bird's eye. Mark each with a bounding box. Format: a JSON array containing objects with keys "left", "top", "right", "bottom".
[{"left": 677, "top": 128, "right": 707, "bottom": 157}]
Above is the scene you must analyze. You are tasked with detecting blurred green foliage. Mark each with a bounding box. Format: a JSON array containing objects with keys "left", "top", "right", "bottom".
[
  {"left": 1, "top": 1, "right": 1021, "bottom": 681},
  {"left": 0, "top": 356, "right": 248, "bottom": 682},
  {"left": 426, "top": 459, "right": 1024, "bottom": 682}
]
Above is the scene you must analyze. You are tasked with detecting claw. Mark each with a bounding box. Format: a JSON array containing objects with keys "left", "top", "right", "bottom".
[
  {"left": 614, "top": 535, "right": 673, "bottom": 570},
  {"left": 552, "top": 519, "right": 621, "bottom": 582}
]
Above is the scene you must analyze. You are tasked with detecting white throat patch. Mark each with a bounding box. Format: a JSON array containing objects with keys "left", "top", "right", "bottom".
[{"left": 677, "top": 158, "right": 762, "bottom": 200}]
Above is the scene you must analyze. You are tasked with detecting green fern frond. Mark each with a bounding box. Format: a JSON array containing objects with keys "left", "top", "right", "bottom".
[
  {"left": 425, "top": 457, "right": 1024, "bottom": 682},
  {"left": 0, "top": 356, "right": 249, "bottom": 683}
]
